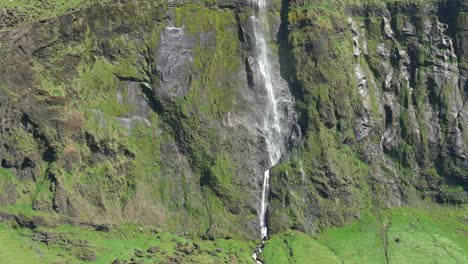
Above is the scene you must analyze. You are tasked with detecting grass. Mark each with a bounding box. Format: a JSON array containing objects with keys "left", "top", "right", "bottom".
[
  {"left": 0, "top": 0, "right": 94, "bottom": 29},
  {"left": 0, "top": 205, "right": 466, "bottom": 263},
  {"left": 318, "top": 212, "right": 386, "bottom": 263},
  {"left": 262, "top": 206, "right": 468, "bottom": 263},
  {"left": 386, "top": 207, "right": 468, "bottom": 263},
  {"left": 0, "top": 223, "right": 60, "bottom": 263},
  {"left": 262, "top": 231, "right": 342, "bottom": 263},
  {"left": 0, "top": 0, "right": 114, "bottom": 19},
  {"left": 0, "top": 222, "right": 254, "bottom": 263}
]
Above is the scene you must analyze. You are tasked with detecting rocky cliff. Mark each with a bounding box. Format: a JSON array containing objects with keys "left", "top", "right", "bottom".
[
  {"left": 269, "top": 0, "right": 467, "bottom": 234},
  {"left": 0, "top": 0, "right": 466, "bottom": 243},
  {"left": 0, "top": 0, "right": 280, "bottom": 240}
]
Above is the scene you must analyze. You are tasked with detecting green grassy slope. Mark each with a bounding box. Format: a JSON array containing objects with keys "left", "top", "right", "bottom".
[
  {"left": 262, "top": 206, "right": 468, "bottom": 264},
  {"left": 0, "top": 222, "right": 254, "bottom": 263},
  {"left": 0, "top": 0, "right": 97, "bottom": 28},
  {"left": 0, "top": 206, "right": 465, "bottom": 263},
  {"left": 386, "top": 208, "right": 467, "bottom": 264}
]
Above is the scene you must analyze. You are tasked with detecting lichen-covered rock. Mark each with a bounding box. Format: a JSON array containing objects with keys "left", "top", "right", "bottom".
[
  {"left": 268, "top": 0, "right": 467, "bottom": 235},
  {"left": 0, "top": 0, "right": 296, "bottom": 240},
  {"left": 0, "top": 0, "right": 465, "bottom": 242}
]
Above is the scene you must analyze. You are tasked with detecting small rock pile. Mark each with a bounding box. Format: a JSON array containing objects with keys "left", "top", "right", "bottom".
[
  {"left": 0, "top": 7, "right": 29, "bottom": 28},
  {"left": 31, "top": 231, "right": 97, "bottom": 261}
]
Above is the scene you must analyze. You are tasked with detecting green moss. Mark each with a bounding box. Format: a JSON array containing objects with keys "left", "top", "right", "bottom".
[
  {"left": 270, "top": 124, "right": 373, "bottom": 232},
  {"left": 5, "top": 127, "right": 38, "bottom": 158},
  {"left": 33, "top": 62, "right": 66, "bottom": 97},
  {"left": 399, "top": 109, "right": 412, "bottom": 143},
  {"left": 78, "top": 59, "right": 115, "bottom": 99},
  {"left": 0, "top": 0, "right": 110, "bottom": 30},
  {"left": 0, "top": 167, "right": 17, "bottom": 193},
  {"left": 209, "top": 154, "right": 237, "bottom": 202},
  {"left": 175, "top": 7, "right": 240, "bottom": 117},
  {"left": 359, "top": 56, "right": 382, "bottom": 120}
]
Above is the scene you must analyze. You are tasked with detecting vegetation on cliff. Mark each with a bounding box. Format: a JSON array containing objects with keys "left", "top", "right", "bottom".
[{"left": 0, "top": 0, "right": 466, "bottom": 263}]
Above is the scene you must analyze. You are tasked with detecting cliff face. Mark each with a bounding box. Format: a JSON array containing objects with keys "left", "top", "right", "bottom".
[
  {"left": 0, "top": 0, "right": 281, "bottom": 240},
  {"left": 269, "top": 0, "right": 467, "bottom": 233},
  {"left": 0, "top": 0, "right": 466, "bottom": 241}
]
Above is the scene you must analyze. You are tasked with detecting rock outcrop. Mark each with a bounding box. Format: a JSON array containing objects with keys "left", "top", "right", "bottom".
[
  {"left": 0, "top": 0, "right": 288, "bottom": 240},
  {"left": 268, "top": 0, "right": 467, "bottom": 234}
]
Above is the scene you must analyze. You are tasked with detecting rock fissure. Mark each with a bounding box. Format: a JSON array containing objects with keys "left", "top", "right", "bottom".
[{"left": 382, "top": 222, "right": 390, "bottom": 264}]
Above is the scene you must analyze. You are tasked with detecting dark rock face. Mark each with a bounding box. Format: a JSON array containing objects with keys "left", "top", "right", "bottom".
[
  {"left": 155, "top": 25, "right": 195, "bottom": 99},
  {"left": 0, "top": 0, "right": 465, "bottom": 241}
]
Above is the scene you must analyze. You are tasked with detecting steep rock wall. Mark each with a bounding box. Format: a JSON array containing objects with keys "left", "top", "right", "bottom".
[
  {"left": 268, "top": 0, "right": 467, "bottom": 234},
  {"left": 0, "top": 0, "right": 466, "bottom": 241},
  {"left": 0, "top": 0, "right": 296, "bottom": 240}
]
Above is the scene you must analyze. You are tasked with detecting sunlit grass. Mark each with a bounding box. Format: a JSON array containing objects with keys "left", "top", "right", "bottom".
[{"left": 263, "top": 206, "right": 468, "bottom": 263}]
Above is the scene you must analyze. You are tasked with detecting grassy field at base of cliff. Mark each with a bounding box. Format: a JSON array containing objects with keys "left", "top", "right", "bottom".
[
  {"left": 0, "top": 222, "right": 254, "bottom": 263},
  {"left": 261, "top": 206, "right": 467, "bottom": 264},
  {"left": 0, "top": 206, "right": 466, "bottom": 263}
]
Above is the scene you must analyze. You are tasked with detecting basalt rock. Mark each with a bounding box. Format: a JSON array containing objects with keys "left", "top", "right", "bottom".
[
  {"left": 0, "top": 0, "right": 465, "bottom": 243},
  {"left": 0, "top": 0, "right": 297, "bottom": 240},
  {"left": 268, "top": 0, "right": 467, "bottom": 235}
]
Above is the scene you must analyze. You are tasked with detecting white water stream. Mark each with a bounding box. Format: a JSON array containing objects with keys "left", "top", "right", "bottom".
[
  {"left": 252, "top": 0, "right": 283, "bottom": 239},
  {"left": 250, "top": 0, "right": 289, "bottom": 262}
]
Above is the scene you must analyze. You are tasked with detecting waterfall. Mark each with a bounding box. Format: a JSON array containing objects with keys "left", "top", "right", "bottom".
[
  {"left": 250, "top": 0, "right": 293, "bottom": 262},
  {"left": 252, "top": 0, "right": 284, "bottom": 239}
]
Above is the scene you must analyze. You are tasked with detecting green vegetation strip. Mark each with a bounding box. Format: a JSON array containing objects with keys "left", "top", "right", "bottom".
[
  {"left": 0, "top": 0, "right": 110, "bottom": 29},
  {"left": 0, "top": 206, "right": 465, "bottom": 263},
  {"left": 0, "top": 223, "right": 254, "bottom": 263},
  {"left": 262, "top": 206, "right": 467, "bottom": 264}
]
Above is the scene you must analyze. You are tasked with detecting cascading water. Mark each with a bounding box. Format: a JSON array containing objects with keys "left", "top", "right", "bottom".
[{"left": 250, "top": 0, "right": 293, "bottom": 262}]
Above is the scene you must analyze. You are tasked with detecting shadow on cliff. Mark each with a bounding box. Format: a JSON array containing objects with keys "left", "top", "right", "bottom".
[{"left": 276, "top": 0, "right": 308, "bottom": 140}]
